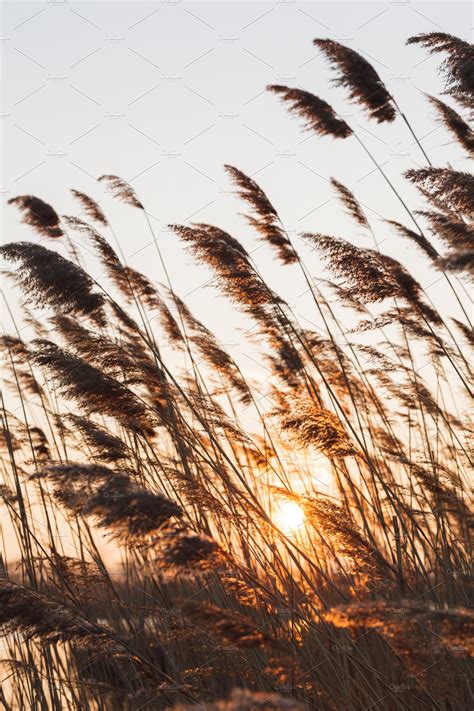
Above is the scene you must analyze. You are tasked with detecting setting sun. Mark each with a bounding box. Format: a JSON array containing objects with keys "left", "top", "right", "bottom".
[{"left": 275, "top": 501, "right": 306, "bottom": 536}]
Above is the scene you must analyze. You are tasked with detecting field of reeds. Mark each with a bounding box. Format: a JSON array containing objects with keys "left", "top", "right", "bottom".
[{"left": 1, "top": 31, "right": 473, "bottom": 711}]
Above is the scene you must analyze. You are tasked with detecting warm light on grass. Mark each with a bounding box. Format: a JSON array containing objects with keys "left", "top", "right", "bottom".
[{"left": 275, "top": 500, "right": 306, "bottom": 535}]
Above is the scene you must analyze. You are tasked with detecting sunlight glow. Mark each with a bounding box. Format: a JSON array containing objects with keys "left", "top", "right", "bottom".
[{"left": 275, "top": 501, "right": 306, "bottom": 536}]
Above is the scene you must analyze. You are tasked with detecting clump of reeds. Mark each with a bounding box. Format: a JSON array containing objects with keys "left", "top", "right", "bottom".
[
  {"left": 1, "top": 28, "right": 472, "bottom": 711},
  {"left": 325, "top": 600, "right": 473, "bottom": 703}
]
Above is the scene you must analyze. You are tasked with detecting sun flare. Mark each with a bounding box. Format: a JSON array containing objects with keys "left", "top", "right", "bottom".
[{"left": 275, "top": 500, "right": 306, "bottom": 535}]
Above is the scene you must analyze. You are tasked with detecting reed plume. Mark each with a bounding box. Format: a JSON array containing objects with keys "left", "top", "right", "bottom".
[
  {"left": 62, "top": 215, "right": 132, "bottom": 296},
  {"left": 330, "top": 179, "right": 369, "bottom": 230},
  {"left": 98, "top": 175, "right": 144, "bottom": 209},
  {"left": 303, "top": 233, "right": 441, "bottom": 323},
  {"left": 31, "top": 340, "right": 155, "bottom": 434},
  {"left": 274, "top": 488, "right": 395, "bottom": 591},
  {"left": 406, "top": 167, "right": 474, "bottom": 217},
  {"left": 325, "top": 600, "right": 474, "bottom": 676},
  {"left": 386, "top": 219, "right": 438, "bottom": 261},
  {"left": 407, "top": 33, "right": 474, "bottom": 103},
  {"left": 182, "top": 601, "right": 275, "bottom": 649},
  {"left": 34, "top": 463, "right": 182, "bottom": 542},
  {"left": 416, "top": 210, "right": 474, "bottom": 251},
  {"left": 0, "top": 581, "right": 161, "bottom": 695},
  {"left": 0, "top": 581, "right": 109, "bottom": 645},
  {"left": 8, "top": 195, "right": 63, "bottom": 238},
  {"left": 60, "top": 414, "right": 130, "bottom": 462},
  {"left": 158, "top": 529, "right": 227, "bottom": 572},
  {"left": 71, "top": 189, "right": 108, "bottom": 225},
  {"left": 304, "top": 234, "right": 398, "bottom": 303},
  {"left": 267, "top": 85, "right": 352, "bottom": 138},
  {"left": 190, "top": 330, "right": 251, "bottom": 404},
  {"left": 314, "top": 39, "right": 396, "bottom": 122},
  {"left": 0, "top": 242, "right": 105, "bottom": 324},
  {"left": 170, "top": 223, "right": 279, "bottom": 310},
  {"left": 276, "top": 398, "right": 355, "bottom": 458},
  {"left": 225, "top": 165, "right": 297, "bottom": 265},
  {"left": 426, "top": 95, "right": 474, "bottom": 154}
]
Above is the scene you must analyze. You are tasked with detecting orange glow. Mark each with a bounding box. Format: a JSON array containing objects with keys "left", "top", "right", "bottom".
[{"left": 275, "top": 500, "right": 305, "bottom": 535}]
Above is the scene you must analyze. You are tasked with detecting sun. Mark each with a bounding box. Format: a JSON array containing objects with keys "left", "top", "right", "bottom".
[{"left": 275, "top": 500, "right": 306, "bottom": 536}]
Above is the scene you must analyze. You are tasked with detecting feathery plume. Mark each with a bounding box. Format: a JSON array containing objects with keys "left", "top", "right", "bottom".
[
  {"left": 303, "top": 234, "right": 399, "bottom": 303},
  {"left": 159, "top": 529, "right": 227, "bottom": 572},
  {"left": 275, "top": 488, "right": 395, "bottom": 591},
  {"left": 123, "top": 266, "right": 161, "bottom": 307},
  {"left": 0, "top": 581, "right": 107, "bottom": 645},
  {"left": 71, "top": 189, "right": 108, "bottom": 225},
  {"left": 98, "top": 175, "right": 143, "bottom": 209},
  {"left": 416, "top": 210, "right": 474, "bottom": 251},
  {"left": 50, "top": 314, "right": 162, "bottom": 389},
  {"left": 225, "top": 165, "right": 297, "bottom": 265},
  {"left": 191, "top": 331, "right": 252, "bottom": 404},
  {"left": 47, "top": 555, "right": 106, "bottom": 601},
  {"left": 314, "top": 39, "right": 396, "bottom": 122},
  {"left": 304, "top": 233, "right": 442, "bottom": 322},
  {"left": 0, "top": 242, "right": 105, "bottom": 324},
  {"left": 426, "top": 95, "right": 474, "bottom": 154},
  {"left": 452, "top": 318, "right": 474, "bottom": 346},
  {"left": 318, "top": 279, "right": 368, "bottom": 315},
  {"left": 171, "top": 223, "right": 278, "bottom": 309},
  {"left": 350, "top": 313, "right": 395, "bottom": 333},
  {"left": 407, "top": 33, "right": 474, "bottom": 102},
  {"left": 125, "top": 268, "right": 185, "bottom": 345},
  {"left": 8, "top": 196, "right": 63, "bottom": 238},
  {"left": 35, "top": 463, "right": 182, "bottom": 541},
  {"left": 0, "top": 582, "right": 155, "bottom": 688},
  {"left": 441, "top": 250, "right": 474, "bottom": 274},
  {"left": 326, "top": 600, "right": 473, "bottom": 663},
  {"left": 63, "top": 216, "right": 132, "bottom": 297},
  {"left": 28, "top": 426, "right": 50, "bottom": 462},
  {"left": 267, "top": 85, "right": 352, "bottom": 138},
  {"left": 304, "top": 233, "right": 398, "bottom": 302},
  {"left": 406, "top": 167, "right": 474, "bottom": 217},
  {"left": 386, "top": 219, "right": 438, "bottom": 261},
  {"left": 182, "top": 601, "right": 275, "bottom": 649},
  {"left": 0, "top": 336, "right": 45, "bottom": 399},
  {"left": 164, "top": 289, "right": 251, "bottom": 399},
  {"left": 276, "top": 398, "right": 355, "bottom": 458},
  {"left": 31, "top": 340, "right": 155, "bottom": 435},
  {"left": 411, "top": 462, "right": 473, "bottom": 533},
  {"left": 61, "top": 414, "right": 129, "bottom": 462},
  {"left": 330, "top": 178, "right": 369, "bottom": 229}
]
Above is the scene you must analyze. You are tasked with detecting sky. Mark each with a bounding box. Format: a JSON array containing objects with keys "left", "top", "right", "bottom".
[{"left": 2, "top": 0, "right": 472, "bottom": 355}]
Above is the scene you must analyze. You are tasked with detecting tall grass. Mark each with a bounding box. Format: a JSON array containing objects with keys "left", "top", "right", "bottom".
[{"left": 1, "top": 32, "right": 472, "bottom": 710}]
